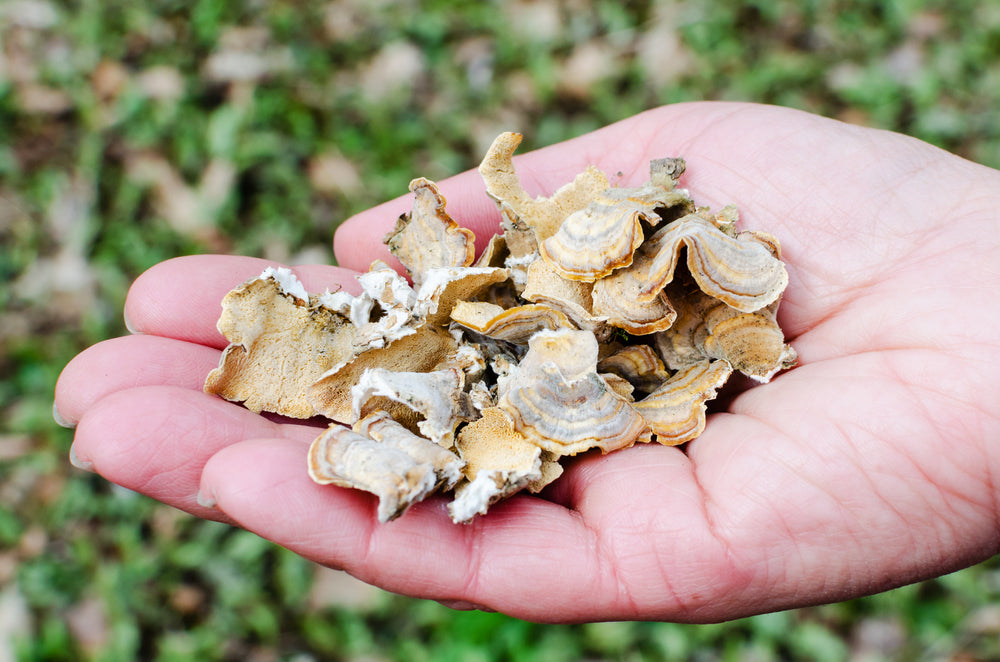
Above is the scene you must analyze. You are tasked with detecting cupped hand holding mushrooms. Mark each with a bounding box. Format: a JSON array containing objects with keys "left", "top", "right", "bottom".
[{"left": 56, "top": 103, "right": 1000, "bottom": 623}]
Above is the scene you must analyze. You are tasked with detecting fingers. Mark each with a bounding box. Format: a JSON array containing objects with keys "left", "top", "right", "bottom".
[
  {"left": 57, "top": 254, "right": 365, "bottom": 425},
  {"left": 124, "top": 255, "right": 363, "bottom": 348},
  {"left": 197, "top": 437, "right": 634, "bottom": 622},
  {"left": 69, "top": 385, "right": 319, "bottom": 522},
  {"left": 197, "top": 435, "right": 755, "bottom": 622},
  {"left": 54, "top": 334, "right": 220, "bottom": 427}
]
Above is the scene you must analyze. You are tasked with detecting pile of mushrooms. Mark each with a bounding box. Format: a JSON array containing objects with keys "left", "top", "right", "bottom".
[{"left": 204, "top": 133, "right": 795, "bottom": 523}]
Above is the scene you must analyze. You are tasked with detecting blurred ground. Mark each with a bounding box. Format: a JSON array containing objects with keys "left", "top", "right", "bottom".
[{"left": 1, "top": 1, "right": 999, "bottom": 660}]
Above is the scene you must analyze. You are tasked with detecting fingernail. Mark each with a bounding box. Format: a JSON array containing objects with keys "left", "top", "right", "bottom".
[
  {"left": 196, "top": 488, "right": 217, "bottom": 509},
  {"left": 69, "top": 445, "right": 94, "bottom": 472},
  {"left": 52, "top": 402, "right": 76, "bottom": 429},
  {"left": 437, "top": 600, "right": 495, "bottom": 612},
  {"left": 123, "top": 307, "right": 138, "bottom": 334}
]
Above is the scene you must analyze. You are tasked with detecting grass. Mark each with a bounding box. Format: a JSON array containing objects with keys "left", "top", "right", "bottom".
[{"left": 2, "top": 0, "right": 999, "bottom": 659}]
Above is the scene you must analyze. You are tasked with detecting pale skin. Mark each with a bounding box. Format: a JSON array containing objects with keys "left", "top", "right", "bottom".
[{"left": 54, "top": 102, "right": 1000, "bottom": 623}]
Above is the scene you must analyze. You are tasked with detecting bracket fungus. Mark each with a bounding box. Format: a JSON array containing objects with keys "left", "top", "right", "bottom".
[
  {"left": 384, "top": 177, "right": 475, "bottom": 283},
  {"left": 206, "top": 131, "right": 796, "bottom": 524}
]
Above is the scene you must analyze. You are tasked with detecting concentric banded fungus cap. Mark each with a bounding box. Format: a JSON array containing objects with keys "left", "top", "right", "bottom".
[
  {"left": 702, "top": 312, "right": 797, "bottom": 383},
  {"left": 597, "top": 345, "right": 671, "bottom": 393},
  {"left": 591, "top": 266, "right": 677, "bottom": 335},
  {"left": 354, "top": 411, "right": 465, "bottom": 490},
  {"left": 498, "top": 329, "right": 649, "bottom": 456},
  {"left": 632, "top": 359, "right": 732, "bottom": 446},
  {"left": 450, "top": 301, "right": 574, "bottom": 343},
  {"left": 538, "top": 181, "right": 693, "bottom": 282},
  {"left": 657, "top": 285, "right": 797, "bottom": 383},
  {"left": 613, "top": 212, "right": 789, "bottom": 312}
]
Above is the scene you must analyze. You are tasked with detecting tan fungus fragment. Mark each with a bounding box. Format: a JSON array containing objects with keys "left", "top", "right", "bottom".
[
  {"left": 473, "top": 233, "right": 508, "bottom": 268},
  {"left": 479, "top": 132, "right": 609, "bottom": 242},
  {"left": 385, "top": 177, "right": 475, "bottom": 283},
  {"left": 498, "top": 209, "right": 538, "bottom": 260},
  {"left": 590, "top": 265, "right": 677, "bottom": 335},
  {"left": 308, "top": 324, "right": 458, "bottom": 423},
  {"left": 414, "top": 266, "right": 509, "bottom": 326},
  {"left": 477, "top": 280, "right": 522, "bottom": 310},
  {"left": 539, "top": 180, "right": 693, "bottom": 282},
  {"left": 205, "top": 268, "right": 356, "bottom": 418},
  {"left": 433, "top": 342, "right": 487, "bottom": 383},
  {"left": 498, "top": 329, "right": 649, "bottom": 456},
  {"left": 354, "top": 411, "right": 464, "bottom": 489},
  {"left": 526, "top": 451, "right": 564, "bottom": 493},
  {"left": 631, "top": 213, "right": 788, "bottom": 311},
  {"left": 656, "top": 285, "right": 796, "bottom": 383},
  {"left": 468, "top": 379, "right": 495, "bottom": 412},
  {"left": 450, "top": 301, "right": 574, "bottom": 343},
  {"left": 601, "top": 372, "right": 636, "bottom": 401},
  {"left": 521, "top": 258, "right": 610, "bottom": 338},
  {"left": 351, "top": 367, "right": 476, "bottom": 447},
  {"left": 632, "top": 359, "right": 732, "bottom": 446},
  {"left": 455, "top": 407, "right": 541, "bottom": 480},
  {"left": 597, "top": 344, "right": 671, "bottom": 393},
  {"left": 307, "top": 424, "right": 439, "bottom": 523},
  {"left": 448, "top": 406, "right": 542, "bottom": 523},
  {"left": 320, "top": 260, "right": 418, "bottom": 350}
]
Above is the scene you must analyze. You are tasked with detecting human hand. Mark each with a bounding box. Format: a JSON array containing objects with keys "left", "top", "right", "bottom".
[{"left": 55, "top": 102, "right": 1000, "bottom": 623}]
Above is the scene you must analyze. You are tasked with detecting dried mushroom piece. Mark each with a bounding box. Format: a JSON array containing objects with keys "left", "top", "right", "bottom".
[
  {"left": 432, "top": 342, "right": 487, "bottom": 383},
  {"left": 413, "top": 266, "right": 509, "bottom": 326},
  {"left": 205, "top": 268, "right": 356, "bottom": 418},
  {"left": 479, "top": 132, "right": 608, "bottom": 242},
  {"left": 449, "top": 407, "right": 542, "bottom": 523},
  {"left": 351, "top": 367, "right": 476, "bottom": 447},
  {"left": 526, "top": 451, "right": 564, "bottom": 493},
  {"left": 656, "top": 282, "right": 796, "bottom": 383},
  {"left": 450, "top": 301, "right": 574, "bottom": 343},
  {"left": 521, "top": 258, "right": 610, "bottom": 338},
  {"left": 498, "top": 329, "right": 649, "bottom": 456},
  {"left": 601, "top": 372, "right": 637, "bottom": 401},
  {"left": 308, "top": 325, "right": 458, "bottom": 423},
  {"left": 385, "top": 177, "right": 475, "bottom": 284},
  {"left": 501, "top": 365, "right": 649, "bottom": 456},
  {"left": 591, "top": 267, "right": 678, "bottom": 335},
  {"left": 597, "top": 345, "right": 672, "bottom": 394},
  {"left": 476, "top": 280, "right": 522, "bottom": 310},
  {"left": 631, "top": 213, "right": 788, "bottom": 312},
  {"left": 308, "top": 424, "right": 440, "bottom": 523},
  {"left": 321, "top": 260, "right": 419, "bottom": 351},
  {"left": 473, "top": 233, "right": 507, "bottom": 268},
  {"left": 632, "top": 359, "right": 732, "bottom": 445},
  {"left": 354, "top": 411, "right": 465, "bottom": 490},
  {"left": 539, "top": 179, "right": 693, "bottom": 282}
]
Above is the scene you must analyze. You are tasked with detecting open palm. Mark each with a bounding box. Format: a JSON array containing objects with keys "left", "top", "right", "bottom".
[{"left": 56, "top": 102, "right": 1000, "bottom": 623}]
